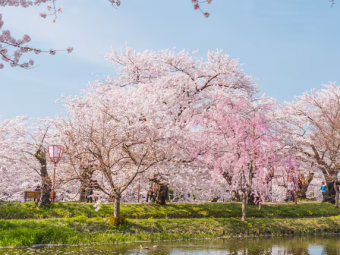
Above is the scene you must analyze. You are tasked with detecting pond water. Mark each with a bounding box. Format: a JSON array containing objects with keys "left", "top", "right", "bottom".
[{"left": 1, "top": 236, "right": 340, "bottom": 255}]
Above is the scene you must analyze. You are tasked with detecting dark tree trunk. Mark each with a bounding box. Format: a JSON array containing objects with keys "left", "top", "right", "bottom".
[
  {"left": 248, "top": 193, "right": 260, "bottom": 205},
  {"left": 322, "top": 180, "right": 340, "bottom": 204},
  {"left": 114, "top": 194, "right": 121, "bottom": 217},
  {"left": 153, "top": 182, "right": 169, "bottom": 205},
  {"left": 79, "top": 188, "right": 87, "bottom": 203},
  {"left": 38, "top": 174, "right": 52, "bottom": 206},
  {"left": 35, "top": 148, "right": 51, "bottom": 207},
  {"left": 325, "top": 181, "right": 336, "bottom": 203},
  {"left": 211, "top": 197, "right": 220, "bottom": 202},
  {"left": 297, "top": 173, "right": 314, "bottom": 199},
  {"left": 79, "top": 165, "right": 95, "bottom": 202}
]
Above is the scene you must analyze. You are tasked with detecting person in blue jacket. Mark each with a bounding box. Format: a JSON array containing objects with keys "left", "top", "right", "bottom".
[{"left": 320, "top": 182, "right": 327, "bottom": 201}]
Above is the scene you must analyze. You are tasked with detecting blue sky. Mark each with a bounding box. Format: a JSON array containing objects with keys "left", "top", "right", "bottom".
[{"left": 1, "top": 0, "right": 339, "bottom": 119}]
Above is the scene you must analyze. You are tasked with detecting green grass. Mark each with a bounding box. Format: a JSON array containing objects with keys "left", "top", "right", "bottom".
[
  {"left": 1, "top": 201, "right": 340, "bottom": 247},
  {"left": 1, "top": 201, "right": 340, "bottom": 220},
  {"left": 1, "top": 216, "right": 340, "bottom": 247}
]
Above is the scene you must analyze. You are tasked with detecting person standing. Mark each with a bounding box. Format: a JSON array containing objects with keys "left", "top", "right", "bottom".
[
  {"left": 34, "top": 185, "right": 41, "bottom": 202},
  {"left": 146, "top": 185, "right": 154, "bottom": 202},
  {"left": 320, "top": 181, "right": 327, "bottom": 202},
  {"left": 92, "top": 180, "right": 98, "bottom": 202},
  {"left": 285, "top": 181, "right": 294, "bottom": 202},
  {"left": 86, "top": 180, "right": 94, "bottom": 203}
]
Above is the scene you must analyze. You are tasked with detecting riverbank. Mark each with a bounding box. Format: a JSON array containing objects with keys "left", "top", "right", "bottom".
[
  {"left": 1, "top": 201, "right": 339, "bottom": 219},
  {"left": 1, "top": 202, "right": 340, "bottom": 247},
  {"left": 1, "top": 216, "right": 340, "bottom": 247}
]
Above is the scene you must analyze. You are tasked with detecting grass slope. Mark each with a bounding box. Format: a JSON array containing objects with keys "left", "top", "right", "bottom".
[
  {"left": 1, "top": 201, "right": 339, "bottom": 219},
  {"left": 1, "top": 202, "right": 340, "bottom": 247},
  {"left": 1, "top": 216, "right": 340, "bottom": 247}
]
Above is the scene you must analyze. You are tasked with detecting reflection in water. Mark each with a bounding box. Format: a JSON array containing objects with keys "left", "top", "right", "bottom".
[{"left": 1, "top": 236, "right": 340, "bottom": 255}]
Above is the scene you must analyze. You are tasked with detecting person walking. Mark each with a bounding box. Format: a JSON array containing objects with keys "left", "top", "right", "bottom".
[{"left": 320, "top": 181, "right": 327, "bottom": 202}]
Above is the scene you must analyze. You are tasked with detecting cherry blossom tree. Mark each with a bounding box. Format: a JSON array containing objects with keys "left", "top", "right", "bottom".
[
  {"left": 192, "top": 94, "right": 287, "bottom": 220},
  {"left": 282, "top": 83, "right": 340, "bottom": 206},
  {"left": 58, "top": 84, "right": 177, "bottom": 216},
  {"left": 0, "top": 116, "right": 38, "bottom": 201},
  {"left": 0, "top": 116, "right": 64, "bottom": 205},
  {"left": 53, "top": 117, "right": 98, "bottom": 202}
]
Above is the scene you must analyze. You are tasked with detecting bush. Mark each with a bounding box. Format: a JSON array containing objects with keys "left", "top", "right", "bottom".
[{"left": 106, "top": 216, "right": 126, "bottom": 226}]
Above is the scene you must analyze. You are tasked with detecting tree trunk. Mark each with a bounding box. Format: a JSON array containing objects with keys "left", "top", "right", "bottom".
[
  {"left": 79, "top": 166, "right": 94, "bottom": 202},
  {"left": 334, "top": 182, "right": 339, "bottom": 208},
  {"left": 38, "top": 174, "right": 52, "bottom": 206},
  {"left": 114, "top": 195, "right": 121, "bottom": 217},
  {"left": 153, "top": 182, "right": 169, "bottom": 205},
  {"left": 297, "top": 173, "right": 314, "bottom": 199},
  {"left": 241, "top": 193, "right": 246, "bottom": 221},
  {"left": 323, "top": 180, "right": 338, "bottom": 203},
  {"left": 35, "top": 148, "right": 51, "bottom": 207},
  {"left": 211, "top": 197, "right": 220, "bottom": 202},
  {"left": 79, "top": 188, "right": 87, "bottom": 202}
]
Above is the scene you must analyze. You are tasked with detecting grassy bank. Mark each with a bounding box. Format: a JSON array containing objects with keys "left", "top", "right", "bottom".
[
  {"left": 1, "top": 216, "right": 340, "bottom": 247},
  {"left": 1, "top": 201, "right": 339, "bottom": 219}
]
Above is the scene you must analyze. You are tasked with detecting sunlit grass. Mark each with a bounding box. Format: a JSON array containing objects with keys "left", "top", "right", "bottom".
[
  {"left": 1, "top": 201, "right": 339, "bottom": 247},
  {"left": 1, "top": 201, "right": 339, "bottom": 220},
  {"left": 1, "top": 216, "right": 340, "bottom": 247}
]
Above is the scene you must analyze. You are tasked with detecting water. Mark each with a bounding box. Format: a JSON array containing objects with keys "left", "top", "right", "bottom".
[{"left": 1, "top": 236, "right": 340, "bottom": 255}]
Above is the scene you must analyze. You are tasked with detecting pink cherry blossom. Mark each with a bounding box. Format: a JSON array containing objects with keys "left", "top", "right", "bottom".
[{"left": 22, "top": 35, "right": 30, "bottom": 42}]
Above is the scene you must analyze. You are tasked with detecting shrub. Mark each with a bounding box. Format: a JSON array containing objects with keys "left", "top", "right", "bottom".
[{"left": 106, "top": 216, "right": 126, "bottom": 227}]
